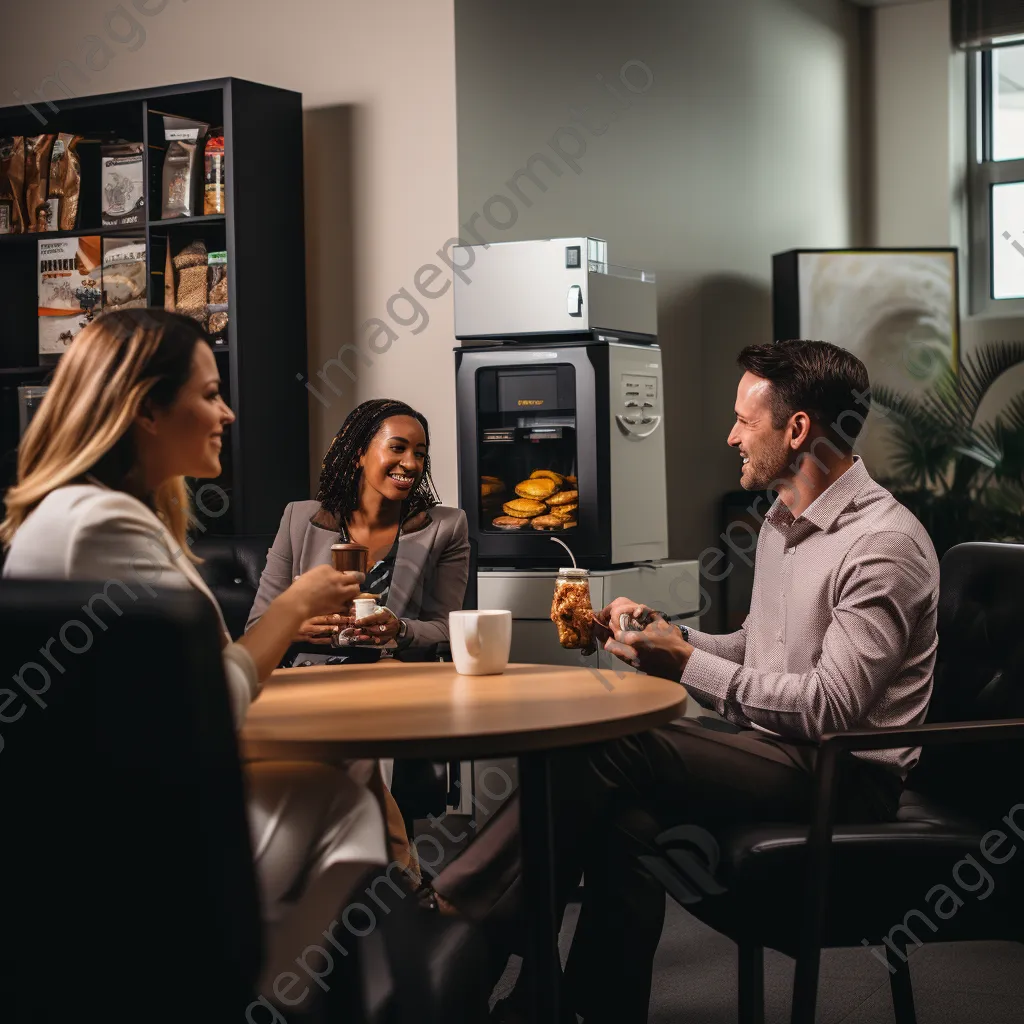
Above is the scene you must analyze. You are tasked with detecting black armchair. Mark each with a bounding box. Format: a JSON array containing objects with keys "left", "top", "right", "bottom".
[
  {"left": 0, "top": 581, "right": 264, "bottom": 1021},
  {"left": 192, "top": 532, "right": 275, "bottom": 639},
  {"left": 673, "top": 542, "right": 1024, "bottom": 1024},
  {"left": 0, "top": 579, "right": 489, "bottom": 1023}
]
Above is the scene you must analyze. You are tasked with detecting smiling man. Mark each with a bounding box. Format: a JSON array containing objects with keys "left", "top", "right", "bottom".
[{"left": 541, "top": 340, "right": 941, "bottom": 1024}]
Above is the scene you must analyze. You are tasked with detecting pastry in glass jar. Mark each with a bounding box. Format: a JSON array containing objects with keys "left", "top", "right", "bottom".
[{"left": 550, "top": 567, "right": 595, "bottom": 652}]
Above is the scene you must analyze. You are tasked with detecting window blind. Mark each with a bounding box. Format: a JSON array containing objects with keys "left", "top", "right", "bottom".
[{"left": 953, "top": 0, "right": 1024, "bottom": 49}]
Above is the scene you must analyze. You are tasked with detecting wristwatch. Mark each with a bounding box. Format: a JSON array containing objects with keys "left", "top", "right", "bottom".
[{"left": 396, "top": 618, "right": 408, "bottom": 641}]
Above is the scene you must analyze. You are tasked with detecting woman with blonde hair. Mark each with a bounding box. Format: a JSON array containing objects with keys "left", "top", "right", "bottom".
[{"left": 1, "top": 308, "right": 387, "bottom": 1007}]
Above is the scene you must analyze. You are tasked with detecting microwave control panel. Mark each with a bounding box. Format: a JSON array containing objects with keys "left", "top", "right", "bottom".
[{"left": 619, "top": 373, "right": 659, "bottom": 426}]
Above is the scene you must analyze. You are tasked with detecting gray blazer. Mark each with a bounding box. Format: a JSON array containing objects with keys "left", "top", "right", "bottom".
[{"left": 246, "top": 501, "right": 470, "bottom": 649}]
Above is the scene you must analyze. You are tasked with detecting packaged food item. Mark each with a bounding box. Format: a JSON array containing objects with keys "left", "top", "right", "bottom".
[
  {"left": 102, "top": 237, "right": 147, "bottom": 311},
  {"left": 206, "top": 249, "right": 228, "bottom": 340},
  {"left": 101, "top": 141, "right": 145, "bottom": 226},
  {"left": 172, "top": 238, "right": 208, "bottom": 325},
  {"left": 38, "top": 236, "right": 102, "bottom": 355},
  {"left": 47, "top": 133, "right": 82, "bottom": 231},
  {"left": 17, "top": 385, "right": 49, "bottom": 437},
  {"left": 203, "top": 131, "right": 225, "bottom": 215},
  {"left": 164, "top": 244, "right": 175, "bottom": 311},
  {"left": 0, "top": 136, "right": 26, "bottom": 235},
  {"left": 25, "top": 135, "right": 55, "bottom": 232},
  {"left": 161, "top": 116, "right": 209, "bottom": 219},
  {"left": 550, "top": 567, "right": 594, "bottom": 651}
]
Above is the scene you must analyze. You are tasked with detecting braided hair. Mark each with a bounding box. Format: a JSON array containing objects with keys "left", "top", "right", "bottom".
[{"left": 315, "top": 398, "right": 441, "bottom": 523}]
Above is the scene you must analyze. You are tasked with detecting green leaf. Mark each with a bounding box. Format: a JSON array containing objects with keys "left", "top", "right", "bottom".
[{"left": 956, "top": 340, "right": 1024, "bottom": 423}]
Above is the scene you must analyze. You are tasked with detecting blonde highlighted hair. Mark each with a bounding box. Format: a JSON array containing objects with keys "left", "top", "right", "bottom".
[{"left": 1, "top": 309, "right": 211, "bottom": 555}]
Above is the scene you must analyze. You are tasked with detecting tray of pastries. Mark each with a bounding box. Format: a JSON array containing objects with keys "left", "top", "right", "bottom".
[{"left": 481, "top": 470, "right": 578, "bottom": 531}]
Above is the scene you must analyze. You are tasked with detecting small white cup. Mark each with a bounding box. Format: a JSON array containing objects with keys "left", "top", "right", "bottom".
[
  {"left": 353, "top": 597, "right": 381, "bottom": 621},
  {"left": 448, "top": 610, "right": 512, "bottom": 676}
]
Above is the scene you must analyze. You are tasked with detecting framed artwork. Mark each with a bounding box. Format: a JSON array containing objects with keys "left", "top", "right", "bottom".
[{"left": 772, "top": 248, "right": 960, "bottom": 479}]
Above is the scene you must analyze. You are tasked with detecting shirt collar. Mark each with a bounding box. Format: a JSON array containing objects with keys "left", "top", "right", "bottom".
[{"left": 764, "top": 457, "right": 871, "bottom": 535}]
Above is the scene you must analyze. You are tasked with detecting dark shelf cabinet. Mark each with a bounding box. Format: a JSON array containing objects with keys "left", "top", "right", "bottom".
[{"left": 0, "top": 78, "right": 309, "bottom": 537}]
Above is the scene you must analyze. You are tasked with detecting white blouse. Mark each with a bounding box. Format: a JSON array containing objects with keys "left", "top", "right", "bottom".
[{"left": 2, "top": 483, "right": 260, "bottom": 726}]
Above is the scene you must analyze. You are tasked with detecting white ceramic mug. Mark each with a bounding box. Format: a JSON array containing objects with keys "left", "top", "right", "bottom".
[
  {"left": 448, "top": 610, "right": 512, "bottom": 675},
  {"left": 353, "top": 597, "right": 382, "bottom": 621}
]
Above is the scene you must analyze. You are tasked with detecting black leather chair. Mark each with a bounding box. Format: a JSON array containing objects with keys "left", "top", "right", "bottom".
[
  {"left": 192, "top": 532, "right": 275, "bottom": 640},
  {"left": 665, "top": 542, "right": 1024, "bottom": 1024},
  {"left": 0, "top": 579, "right": 489, "bottom": 1023},
  {"left": 0, "top": 581, "right": 264, "bottom": 1022}
]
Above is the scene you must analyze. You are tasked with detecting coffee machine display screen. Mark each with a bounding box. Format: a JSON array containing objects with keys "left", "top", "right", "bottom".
[{"left": 478, "top": 364, "right": 579, "bottom": 536}]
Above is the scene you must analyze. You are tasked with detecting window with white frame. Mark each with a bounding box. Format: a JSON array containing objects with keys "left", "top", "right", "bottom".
[{"left": 968, "top": 44, "right": 1024, "bottom": 314}]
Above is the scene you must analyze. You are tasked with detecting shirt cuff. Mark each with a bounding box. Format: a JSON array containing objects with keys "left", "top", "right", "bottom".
[{"left": 681, "top": 647, "right": 740, "bottom": 710}]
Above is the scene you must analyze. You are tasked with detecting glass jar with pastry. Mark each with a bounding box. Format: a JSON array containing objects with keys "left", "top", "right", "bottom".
[{"left": 550, "top": 567, "right": 595, "bottom": 652}]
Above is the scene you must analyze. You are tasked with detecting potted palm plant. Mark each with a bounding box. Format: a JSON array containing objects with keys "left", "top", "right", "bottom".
[{"left": 872, "top": 341, "right": 1024, "bottom": 557}]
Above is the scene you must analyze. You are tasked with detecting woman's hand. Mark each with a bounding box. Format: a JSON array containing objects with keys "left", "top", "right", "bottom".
[
  {"left": 353, "top": 607, "right": 402, "bottom": 645},
  {"left": 286, "top": 564, "right": 364, "bottom": 620},
  {"left": 293, "top": 614, "right": 353, "bottom": 645}
]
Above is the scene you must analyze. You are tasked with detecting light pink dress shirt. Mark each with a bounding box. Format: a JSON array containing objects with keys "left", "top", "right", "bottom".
[{"left": 682, "top": 458, "right": 940, "bottom": 777}]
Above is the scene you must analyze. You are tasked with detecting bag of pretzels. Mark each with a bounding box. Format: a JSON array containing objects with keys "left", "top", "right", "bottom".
[
  {"left": 0, "top": 136, "right": 26, "bottom": 234},
  {"left": 47, "top": 133, "right": 83, "bottom": 231},
  {"left": 25, "top": 134, "right": 55, "bottom": 232},
  {"left": 161, "top": 116, "right": 208, "bottom": 219}
]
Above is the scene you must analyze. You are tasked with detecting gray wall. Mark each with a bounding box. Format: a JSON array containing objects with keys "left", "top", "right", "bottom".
[{"left": 455, "top": 0, "right": 865, "bottom": 626}]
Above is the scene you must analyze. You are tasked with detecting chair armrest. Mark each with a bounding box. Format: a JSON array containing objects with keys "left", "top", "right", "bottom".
[
  {"left": 795, "top": 716, "right": 1024, "bottom": 1003},
  {"left": 818, "top": 717, "right": 1024, "bottom": 757}
]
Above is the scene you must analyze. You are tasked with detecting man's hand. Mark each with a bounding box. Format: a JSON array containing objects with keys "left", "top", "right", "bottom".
[
  {"left": 604, "top": 612, "right": 693, "bottom": 681},
  {"left": 597, "top": 596, "right": 655, "bottom": 634}
]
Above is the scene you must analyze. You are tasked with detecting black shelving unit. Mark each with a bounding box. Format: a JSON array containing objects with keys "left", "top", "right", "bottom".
[{"left": 0, "top": 78, "right": 309, "bottom": 536}]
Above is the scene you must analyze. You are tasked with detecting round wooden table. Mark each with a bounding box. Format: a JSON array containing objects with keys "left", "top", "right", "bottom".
[{"left": 242, "top": 661, "right": 688, "bottom": 1024}]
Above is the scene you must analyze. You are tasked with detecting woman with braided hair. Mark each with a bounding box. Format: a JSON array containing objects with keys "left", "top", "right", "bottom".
[
  {"left": 246, "top": 398, "right": 470, "bottom": 883},
  {"left": 246, "top": 397, "right": 469, "bottom": 660}
]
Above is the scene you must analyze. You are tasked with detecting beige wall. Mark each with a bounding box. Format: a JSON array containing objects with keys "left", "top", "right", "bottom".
[
  {"left": 454, "top": 0, "right": 864, "bottom": 624},
  {"left": 870, "top": 0, "right": 1024, "bottom": 417},
  {"left": 0, "top": 0, "right": 461, "bottom": 502}
]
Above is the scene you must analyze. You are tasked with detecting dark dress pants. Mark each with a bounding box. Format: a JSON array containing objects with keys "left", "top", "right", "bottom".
[{"left": 434, "top": 716, "right": 902, "bottom": 1023}]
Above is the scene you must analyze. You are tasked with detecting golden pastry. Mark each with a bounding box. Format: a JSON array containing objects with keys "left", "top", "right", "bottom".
[
  {"left": 480, "top": 481, "right": 504, "bottom": 498},
  {"left": 548, "top": 489, "right": 578, "bottom": 506},
  {"left": 565, "top": 475, "right": 577, "bottom": 486},
  {"left": 551, "top": 503, "right": 578, "bottom": 519},
  {"left": 531, "top": 514, "right": 567, "bottom": 531},
  {"left": 530, "top": 469, "right": 565, "bottom": 487},
  {"left": 551, "top": 578, "right": 593, "bottom": 650},
  {"left": 560, "top": 520, "right": 578, "bottom": 529},
  {"left": 515, "top": 477, "right": 557, "bottom": 500},
  {"left": 502, "top": 498, "right": 547, "bottom": 518},
  {"left": 481, "top": 475, "right": 502, "bottom": 484},
  {"left": 491, "top": 515, "right": 530, "bottom": 530}
]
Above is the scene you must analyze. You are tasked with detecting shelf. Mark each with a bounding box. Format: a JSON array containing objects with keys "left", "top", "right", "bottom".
[
  {"left": 0, "top": 215, "right": 226, "bottom": 244},
  {"left": 0, "top": 225, "right": 148, "bottom": 246},
  {"left": 0, "top": 366, "right": 51, "bottom": 377},
  {"left": 148, "top": 215, "right": 226, "bottom": 229},
  {"left": 0, "top": 78, "right": 306, "bottom": 537}
]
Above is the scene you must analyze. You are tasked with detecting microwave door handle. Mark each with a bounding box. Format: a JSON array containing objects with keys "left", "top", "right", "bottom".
[{"left": 615, "top": 414, "right": 662, "bottom": 439}]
